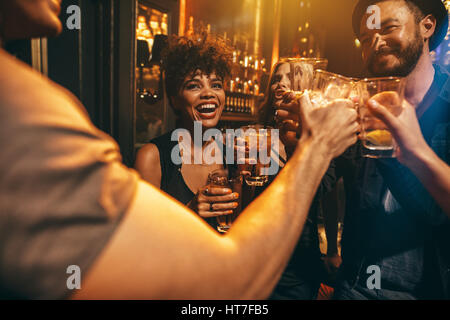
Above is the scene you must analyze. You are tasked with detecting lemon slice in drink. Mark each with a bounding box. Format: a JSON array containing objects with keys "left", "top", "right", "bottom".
[{"left": 366, "top": 130, "right": 392, "bottom": 146}]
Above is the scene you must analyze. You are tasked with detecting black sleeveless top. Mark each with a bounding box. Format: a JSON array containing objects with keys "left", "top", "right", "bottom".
[{"left": 150, "top": 130, "right": 218, "bottom": 229}]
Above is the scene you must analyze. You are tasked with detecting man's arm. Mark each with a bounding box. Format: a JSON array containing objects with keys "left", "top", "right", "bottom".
[
  {"left": 368, "top": 99, "right": 450, "bottom": 217},
  {"left": 402, "top": 143, "right": 450, "bottom": 217},
  {"left": 72, "top": 139, "right": 331, "bottom": 299},
  {"left": 72, "top": 98, "right": 358, "bottom": 300}
]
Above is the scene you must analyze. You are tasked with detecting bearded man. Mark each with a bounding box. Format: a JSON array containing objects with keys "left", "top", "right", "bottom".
[
  {"left": 333, "top": 0, "right": 449, "bottom": 300},
  {"left": 274, "top": 0, "right": 449, "bottom": 300}
]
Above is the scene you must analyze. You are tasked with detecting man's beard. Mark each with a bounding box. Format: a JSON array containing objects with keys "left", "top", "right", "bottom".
[{"left": 368, "top": 30, "right": 423, "bottom": 77}]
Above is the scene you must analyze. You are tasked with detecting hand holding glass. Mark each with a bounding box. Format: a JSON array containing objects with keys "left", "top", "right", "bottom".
[
  {"left": 358, "top": 77, "right": 405, "bottom": 158},
  {"left": 309, "top": 70, "right": 354, "bottom": 108},
  {"left": 207, "top": 169, "right": 243, "bottom": 233}
]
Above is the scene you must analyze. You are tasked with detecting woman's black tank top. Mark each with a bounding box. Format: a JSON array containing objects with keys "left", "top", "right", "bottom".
[{"left": 150, "top": 131, "right": 217, "bottom": 228}]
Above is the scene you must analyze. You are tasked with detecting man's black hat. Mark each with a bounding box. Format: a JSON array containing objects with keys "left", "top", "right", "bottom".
[{"left": 352, "top": 0, "right": 449, "bottom": 51}]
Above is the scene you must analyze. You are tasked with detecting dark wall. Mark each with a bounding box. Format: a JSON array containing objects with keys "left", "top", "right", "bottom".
[
  {"left": 47, "top": 0, "right": 111, "bottom": 132},
  {"left": 47, "top": 1, "right": 81, "bottom": 99},
  {"left": 45, "top": 0, "right": 137, "bottom": 166},
  {"left": 4, "top": 40, "right": 32, "bottom": 65}
]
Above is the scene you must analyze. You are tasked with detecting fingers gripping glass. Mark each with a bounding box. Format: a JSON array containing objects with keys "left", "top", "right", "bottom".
[
  {"left": 273, "top": 58, "right": 318, "bottom": 102},
  {"left": 271, "top": 58, "right": 328, "bottom": 130},
  {"left": 309, "top": 70, "right": 354, "bottom": 108},
  {"left": 357, "top": 77, "right": 405, "bottom": 158},
  {"left": 207, "top": 169, "right": 243, "bottom": 233}
]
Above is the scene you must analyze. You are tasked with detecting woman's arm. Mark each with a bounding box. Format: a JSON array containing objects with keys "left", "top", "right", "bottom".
[{"left": 134, "top": 143, "right": 162, "bottom": 188}]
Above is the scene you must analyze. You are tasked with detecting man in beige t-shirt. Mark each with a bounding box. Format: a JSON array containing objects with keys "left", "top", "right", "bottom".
[{"left": 0, "top": 0, "right": 359, "bottom": 299}]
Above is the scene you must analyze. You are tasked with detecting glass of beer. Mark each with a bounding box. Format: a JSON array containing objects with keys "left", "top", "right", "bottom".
[
  {"left": 309, "top": 70, "right": 354, "bottom": 108},
  {"left": 236, "top": 125, "right": 273, "bottom": 187},
  {"left": 269, "top": 58, "right": 328, "bottom": 142},
  {"left": 279, "top": 57, "right": 319, "bottom": 97},
  {"left": 358, "top": 77, "right": 406, "bottom": 158},
  {"left": 207, "top": 168, "right": 243, "bottom": 233},
  {"left": 271, "top": 58, "right": 329, "bottom": 100}
]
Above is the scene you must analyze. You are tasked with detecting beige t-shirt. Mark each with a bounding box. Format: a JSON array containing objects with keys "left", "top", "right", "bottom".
[{"left": 0, "top": 50, "right": 138, "bottom": 299}]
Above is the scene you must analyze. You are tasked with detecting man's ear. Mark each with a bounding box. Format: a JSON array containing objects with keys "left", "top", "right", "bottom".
[{"left": 420, "top": 14, "right": 437, "bottom": 42}]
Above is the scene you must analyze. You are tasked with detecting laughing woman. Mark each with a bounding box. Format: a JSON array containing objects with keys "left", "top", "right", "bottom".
[{"left": 135, "top": 33, "right": 239, "bottom": 229}]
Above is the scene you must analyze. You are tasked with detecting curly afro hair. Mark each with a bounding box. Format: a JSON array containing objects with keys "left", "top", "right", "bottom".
[{"left": 161, "top": 32, "right": 233, "bottom": 99}]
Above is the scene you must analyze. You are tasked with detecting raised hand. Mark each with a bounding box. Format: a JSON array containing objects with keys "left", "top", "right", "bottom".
[
  {"left": 298, "top": 93, "right": 359, "bottom": 159},
  {"left": 274, "top": 91, "right": 302, "bottom": 155},
  {"left": 367, "top": 98, "right": 427, "bottom": 166}
]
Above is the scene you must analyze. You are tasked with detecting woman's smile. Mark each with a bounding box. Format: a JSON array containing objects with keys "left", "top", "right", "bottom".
[{"left": 194, "top": 102, "right": 219, "bottom": 120}]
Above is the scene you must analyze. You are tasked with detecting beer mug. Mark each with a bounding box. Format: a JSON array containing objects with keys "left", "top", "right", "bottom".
[
  {"left": 309, "top": 70, "right": 354, "bottom": 108},
  {"left": 358, "top": 77, "right": 406, "bottom": 158}
]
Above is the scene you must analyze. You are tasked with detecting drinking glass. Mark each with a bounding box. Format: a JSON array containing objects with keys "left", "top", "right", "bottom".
[
  {"left": 280, "top": 57, "right": 328, "bottom": 97},
  {"left": 271, "top": 58, "right": 329, "bottom": 141},
  {"left": 348, "top": 77, "right": 361, "bottom": 109},
  {"left": 207, "top": 168, "right": 243, "bottom": 233},
  {"left": 271, "top": 58, "right": 322, "bottom": 133},
  {"left": 309, "top": 70, "right": 354, "bottom": 108},
  {"left": 358, "top": 77, "right": 406, "bottom": 158},
  {"left": 236, "top": 125, "right": 273, "bottom": 187},
  {"left": 283, "top": 58, "right": 315, "bottom": 93}
]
